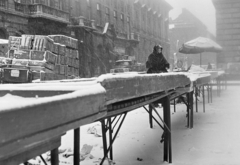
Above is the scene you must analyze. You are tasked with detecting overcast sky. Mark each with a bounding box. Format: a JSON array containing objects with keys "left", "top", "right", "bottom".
[{"left": 165, "top": 0, "right": 216, "bottom": 35}]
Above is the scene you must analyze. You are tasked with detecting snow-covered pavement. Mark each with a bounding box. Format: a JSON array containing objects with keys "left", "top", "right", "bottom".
[{"left": 60, "top": 85, "right": 240, "bottom": 165}]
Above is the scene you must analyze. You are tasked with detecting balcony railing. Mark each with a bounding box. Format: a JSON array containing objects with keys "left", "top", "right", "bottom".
[
  {"left": 128, "top": 32, "right": 140, "bottom": 42},
  {"left": 0, "top": 1, "right": 70, "bottom": 24},
  {"left": 28, "top": 4, "right": 70, "bottom": 23},
  {"left": 76, "top": 16, "right": 96, "bottom": 29},
  {"left": 116, "top": 31, "right": 128, "bottom": 40},
  {"left": 0, "top": 0, "right": 28, "bottom": 14}
]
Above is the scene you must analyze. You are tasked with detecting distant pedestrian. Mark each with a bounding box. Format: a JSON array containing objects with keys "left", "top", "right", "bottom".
[
  {"left": 207, "top": 62, "right": 212, "bottom": 70},
  {"left": 146, "top": 45, "right": 170, "bottom": 73}
]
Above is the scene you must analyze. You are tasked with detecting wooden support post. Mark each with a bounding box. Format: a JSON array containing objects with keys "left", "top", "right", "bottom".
[
  {"left": 74, "top": 128, "right": 80, "bottom": 165},
  {"left": 51, "top": 148, "right": 59, "bottom": 165},
  {"left": 162, "top": 96, "right": 172, "bottom": 163},
  {"left": 149, "top": 104, "right": 153, "bottom": 128}
]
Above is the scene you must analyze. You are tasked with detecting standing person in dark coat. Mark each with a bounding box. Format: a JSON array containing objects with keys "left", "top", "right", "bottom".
[
  {"left": 146, "top": 45, "right": 170, "bottom": 73},
  {"left": 146, "top": 45, "right": 170, "bottom": 108}
]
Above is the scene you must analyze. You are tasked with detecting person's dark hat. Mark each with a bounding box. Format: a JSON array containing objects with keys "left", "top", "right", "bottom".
[{"left": 153, "top": 45, "right": 163, "bottom": 51}]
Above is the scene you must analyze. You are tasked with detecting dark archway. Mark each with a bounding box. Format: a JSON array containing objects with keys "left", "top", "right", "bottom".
[{"left": 0, "top": 28, "right": 7, "bottom": 39}]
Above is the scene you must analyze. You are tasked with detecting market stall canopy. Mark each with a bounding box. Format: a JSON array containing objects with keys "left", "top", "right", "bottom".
[{"left": 179, "top": 37, "right": 222, "bottom": 54}]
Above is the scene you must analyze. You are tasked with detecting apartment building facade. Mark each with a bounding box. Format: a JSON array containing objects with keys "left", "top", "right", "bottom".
[
  {"left": 0, "top": 0, "right": 171, "bottom": 77},
  {"left": 213, "top": 0, "right": 240, "bottom": 67}
]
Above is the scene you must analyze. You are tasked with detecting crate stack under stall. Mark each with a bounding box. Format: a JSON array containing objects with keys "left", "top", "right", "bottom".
[{"left": 0, "top": 34, "right": 80, "bottom": 83}]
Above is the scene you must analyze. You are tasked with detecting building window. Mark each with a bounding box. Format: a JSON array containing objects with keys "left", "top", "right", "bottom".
[
  {"left": 105, "top": 7, "right": 109, "bottom": 14},
  {"left": 120, "top": 14, "right": 124, "bottom": 20},
  {"left": 105, "top": 7, "right": 110, "bottom": 23},
  {"left": 87, "top": 0, "right": 91, "bottom": 19},
  {"left": 97, "top": 3, "right": 102, "bottom": 26},
  {"left": 127, "top": 16, "right": 129, "bottom": 23},
  {"left": 127, "top": 16, "right": 130, "bottom": 35},
  {"left": 113, "top": 10, "right": 117, "bottom": 30},
  {"left": 121, "top": 14, "right": 124, "bottom": 31},
  {"left": 97, "top": 3, "right": 100, "bottom": 11}
]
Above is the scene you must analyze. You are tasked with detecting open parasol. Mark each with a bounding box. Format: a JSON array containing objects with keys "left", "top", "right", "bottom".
[{"left": 178, "top": 37, "right": 222, "bottom": 66}]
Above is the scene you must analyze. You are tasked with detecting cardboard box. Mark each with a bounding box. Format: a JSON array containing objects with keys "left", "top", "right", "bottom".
[
  {"left": 12, "top": 59, "right": 29, "bottom": 66},
  {"left": 28, "top": 60, "right": 46, "bottom": 67},
  {"left": 32, "top": 35, "right": 54, "bottom": 52},
  {"left": 48, "top": 35, "right": 78, "bottom": 49},
  {"left": 8, "top": 36, "right": 21, "bottom": 50},
  {"left": 20, "top": 35, "right": 34, "bottom": 50},
  {"left": 45, "top": 51, "right": 57, "bottom": 64},
  {"left": 13, "top": 49, "right": 31, "bottom": 59},
  {"left": 60, "top": 55, "right": 66, "bottom": 65},
  {"left": 59, "top": 65, "right": 66, "bottom": 75},
  {"left": 58, "top": 44, "right": 66, "bottom": 56},
  {"left": 54, "top": 64, "right": 60, "bottom": 74},
  {"left": 74, "top": 68, "right": 79, "bottom": 77},
  {"left": 30, "top": 50, "right": 45, "bottom": 61},
  {"left": 45, "top": 62, "right": 55, "bottom": 71},
  {"left": 52, "top": 43, "right": 59, "bottom": 54}
]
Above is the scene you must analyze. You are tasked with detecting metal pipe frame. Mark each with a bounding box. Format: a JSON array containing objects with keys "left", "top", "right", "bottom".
[{"left": 99, "top": 113, "right": 127, "bottom": 165}]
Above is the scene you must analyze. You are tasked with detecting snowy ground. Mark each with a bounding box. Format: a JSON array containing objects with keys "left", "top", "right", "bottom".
[{"left": 59, "top": 85, "right": 240, "bottom": 165}]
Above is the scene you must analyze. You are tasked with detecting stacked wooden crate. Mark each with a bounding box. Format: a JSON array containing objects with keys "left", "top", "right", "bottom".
[
  {"left": 48, "top": 35, "right": 79, "bottom": 80},
  {"left": 6, "top": 34, "right": 79, "bottom": 81}
]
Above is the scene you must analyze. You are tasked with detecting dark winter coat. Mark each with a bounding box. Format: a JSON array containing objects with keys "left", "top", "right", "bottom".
[{"left": 146, "top": 52, "right": 169, "bottom": 73}]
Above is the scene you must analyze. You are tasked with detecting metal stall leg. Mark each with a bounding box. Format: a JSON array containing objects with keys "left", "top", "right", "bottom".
[
  {"left": 202, "top": 85, "right": 205, "bottom": 113},
  {"left": 149, "top": 104, "right": 153, "bottom": 128},
  {"left": 189, "top": 91, "right": 194, "bottom": 128},
  {"left": 207, "top": 84, "right": 210, "bottom": 103},
  {"left": 51, "top": 148, "right": 59, "bottom": 165},
  {"left": 174, "top": 99, "right": 176, "bottom": 113},
  {"left": 225, "top": 74, "right": 227, "bottom": 90},
  {"left": 210, "top": 83, "right": 213, "bottom": 103},
  {"left": 108, "top": 118, "right": 113, "bottom": 160},
  {"left": 143, "top": 103, "right": 172, "bottom": 162},
  {"left": 195, "top": 87, "right": 198, "bottom": 112},
  {"left": 187, "top": 93, "right": 190, "bottom": 128},
  {"left": 161, "top": 96, "right": 172, "bottom": 163},
  {"left": 217, "top": 78, "right": 220, "bottom": 97},
  {"left": 100, "top": 113, "right": 127, "bottom": 165},
  {"left": 74, "top": 128, "right": 80, "bottom": 165},
  {"left": 101, "top": 120, "right": 108, "bottom": 163}
]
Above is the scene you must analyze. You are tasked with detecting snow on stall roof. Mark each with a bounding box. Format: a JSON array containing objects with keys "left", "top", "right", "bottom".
[
  {"left": 0, "top": 79, "right": 99, "bottom": 91},
  {"left": 97, "top": 71, "right": 211, "bottom": 83},
  {"left": 0, "top": 72, "right": 211, "bottom": 92},
  {"left": 0, "top": 83, "right": 106, "bottom": 112},
  {"left": 97, "top": 71, "right": 191, "bottom": 82},
  {"left": 0, "top": 71, "right": 214, "bottom": 93}
]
